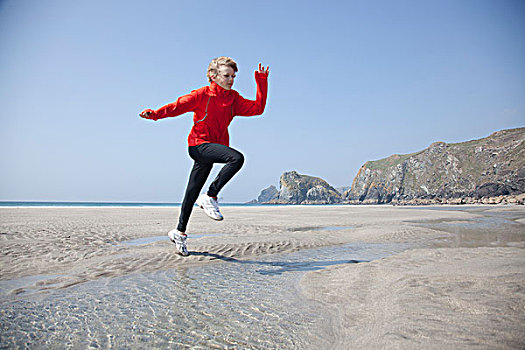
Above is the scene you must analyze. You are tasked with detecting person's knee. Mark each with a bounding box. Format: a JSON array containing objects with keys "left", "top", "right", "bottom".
[{"left": 230, "top": 151, "right": 244, "bottom": 168}]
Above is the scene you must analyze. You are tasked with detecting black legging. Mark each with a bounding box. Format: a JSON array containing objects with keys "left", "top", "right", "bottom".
[{"left": 177, "top": 143, "right": 244, "bottom": 232}]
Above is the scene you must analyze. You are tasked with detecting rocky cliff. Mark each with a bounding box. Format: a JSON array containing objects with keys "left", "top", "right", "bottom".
[
  {"left": 254, "top": 171, "right": 342, "bottom": 204},
  {"left": 345, "top": 128, "right": 525, "bottom": 204},
  {"left": 257, "top": 185, "right": 279, "bottom": 203}
]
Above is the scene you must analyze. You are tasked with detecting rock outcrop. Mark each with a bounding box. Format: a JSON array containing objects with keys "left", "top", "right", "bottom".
[
  {"left": 255, "top": 171, "right": 342, "bottom": 204},
  {"left": 256, "top": 185, "right": 279, "bottom": 203},
  {"left": 345, "top": 128, "right": 525, "bottom": 204}
]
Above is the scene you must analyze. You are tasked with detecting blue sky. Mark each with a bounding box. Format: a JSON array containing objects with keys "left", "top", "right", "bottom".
[{"left": 1, "top": 0, "right": 524, "bottom": 203}]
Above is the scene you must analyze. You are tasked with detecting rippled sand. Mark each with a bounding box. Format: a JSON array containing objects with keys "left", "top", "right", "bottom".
[
  {"left": 301, "top": 206, "right": 525, "bottom": 349},
  {"left": 1, "top": 205, "right": 524, "bottom": 348},
  {"left": 0, "top": 205, "right": 466, "bottom": 290}
]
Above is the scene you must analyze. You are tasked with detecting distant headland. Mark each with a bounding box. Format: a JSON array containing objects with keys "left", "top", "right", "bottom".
[{"left": 251, "top": 127, "right": 525, "bottom": 205}]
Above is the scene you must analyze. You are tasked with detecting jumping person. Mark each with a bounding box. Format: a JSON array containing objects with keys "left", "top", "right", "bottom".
[{"left": 140, "top": 57, "right": 269, "bottom": 256}]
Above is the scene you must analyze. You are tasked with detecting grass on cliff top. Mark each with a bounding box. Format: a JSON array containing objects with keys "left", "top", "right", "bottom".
[
  {"left": 364, "top": 127, "right": 524, "bottom": 171},
  {"left": 365, "top": 151, "right": 421, "bottom": 170}
]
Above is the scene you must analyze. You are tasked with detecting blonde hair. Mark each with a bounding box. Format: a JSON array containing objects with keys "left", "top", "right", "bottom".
[{"left": 207, "top": 56, "right": 238, "bottom": 83}]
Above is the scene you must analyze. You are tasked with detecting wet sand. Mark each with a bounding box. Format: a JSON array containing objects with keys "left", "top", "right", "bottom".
[
  {"left": 0, "top": 205, "right": 469, "bottom": 289},
  {"left": 1, "top": 205, "right": 524, "bottom": 348},
  {"left": 301, "top": 206, "right": 525, "bottom": 349}
]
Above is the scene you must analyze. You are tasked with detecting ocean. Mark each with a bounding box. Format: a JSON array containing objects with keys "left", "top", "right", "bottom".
[{"left": 0, "top": 201, "right": 266, "bottom": 207}]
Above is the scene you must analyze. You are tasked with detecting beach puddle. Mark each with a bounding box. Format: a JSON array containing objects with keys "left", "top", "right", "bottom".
[
  {"left": 254, "top": 258, "right": 362, "bottom": 275},
  {"left": 0, "top": 241, "right": 408, "bottom": 349},
  {"left": 0, "top": 274, "right": 64, "bottom": 297},
  {"left": 409, "top": 209, "right": 525, "bottom": 248},
  {"left": 4, "top": 208, "right": 520, "bottom": 348}
]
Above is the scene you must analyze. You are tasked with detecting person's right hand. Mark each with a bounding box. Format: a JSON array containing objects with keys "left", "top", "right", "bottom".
[{"left": 140, "top": 109, "right": 155, "bottom": 119}]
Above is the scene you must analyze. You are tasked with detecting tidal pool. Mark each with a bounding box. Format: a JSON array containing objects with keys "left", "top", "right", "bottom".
[
  {"left": 3, "top": 208, "right": 521, "bottom": 349},
  {"left": 409, "top": 208, "right": 525, "bottom": 248},
  {"left": 0, "top": 242, "right": 409, "bottom": 349}
]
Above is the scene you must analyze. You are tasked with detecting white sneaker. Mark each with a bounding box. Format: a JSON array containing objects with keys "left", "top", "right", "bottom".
[
  {"left": 167, "top": 229, "right": 189, "bottom": 256},
  {"left": 196, "top": 194, "right": 224, "bottom": 221}
]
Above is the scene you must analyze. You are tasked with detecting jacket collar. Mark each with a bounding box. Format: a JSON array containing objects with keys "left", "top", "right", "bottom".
[{"left": 208, "top": 81, "right": 233, "bottom": 97}]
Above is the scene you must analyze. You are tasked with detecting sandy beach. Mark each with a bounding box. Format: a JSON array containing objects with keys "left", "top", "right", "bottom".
[{"left": 1, "top": 205, "right": 524, "bottom": 348}]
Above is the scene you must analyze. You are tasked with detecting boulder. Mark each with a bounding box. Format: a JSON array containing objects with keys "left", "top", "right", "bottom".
[{"left": 256, "top": 185, "right": 279, "bottom": 203}]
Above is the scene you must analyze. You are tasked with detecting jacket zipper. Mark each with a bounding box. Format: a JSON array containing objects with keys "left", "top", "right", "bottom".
[{"left": 195, "top": 96, "right": 212, "bottom": 123}]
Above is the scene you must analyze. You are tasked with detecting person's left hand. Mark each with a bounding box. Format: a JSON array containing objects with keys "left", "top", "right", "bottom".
[{"left": 256, "top": 63, "right": 269, "bottom": 76}]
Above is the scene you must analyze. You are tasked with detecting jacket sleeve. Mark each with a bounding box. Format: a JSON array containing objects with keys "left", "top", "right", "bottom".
[
  {"left": 233, "top": 71, "right": 268, "bottom": 116},
  {"left": 149, "top": 90, "right": 200, "bottom": 120}
]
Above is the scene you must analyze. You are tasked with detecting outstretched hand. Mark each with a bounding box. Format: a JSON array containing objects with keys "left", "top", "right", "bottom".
[
  {"left": 140, "top": 109, "right": 154, "bottom": 119},
  {"left": 256, "top": 63, "right": 269, "bottom": 76}
]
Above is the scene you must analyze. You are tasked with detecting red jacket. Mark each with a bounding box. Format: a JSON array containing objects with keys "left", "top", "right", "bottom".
[{"left": 143, "top": 71, "right": 268, "bottom": 147}]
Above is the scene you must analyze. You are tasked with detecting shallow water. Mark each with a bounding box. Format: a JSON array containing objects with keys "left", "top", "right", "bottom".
[
  {"left": 0, "top": 242, "right": 409, "bottom": 349},
  {"left": 0, "top": 274, "right": 63, "bottom": 297},
  {"left": 410, "top": 208, "right": 525, "bottom": 248},
  {"left": 1, "top": 208, "right": 522, "bottom": 349}
]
